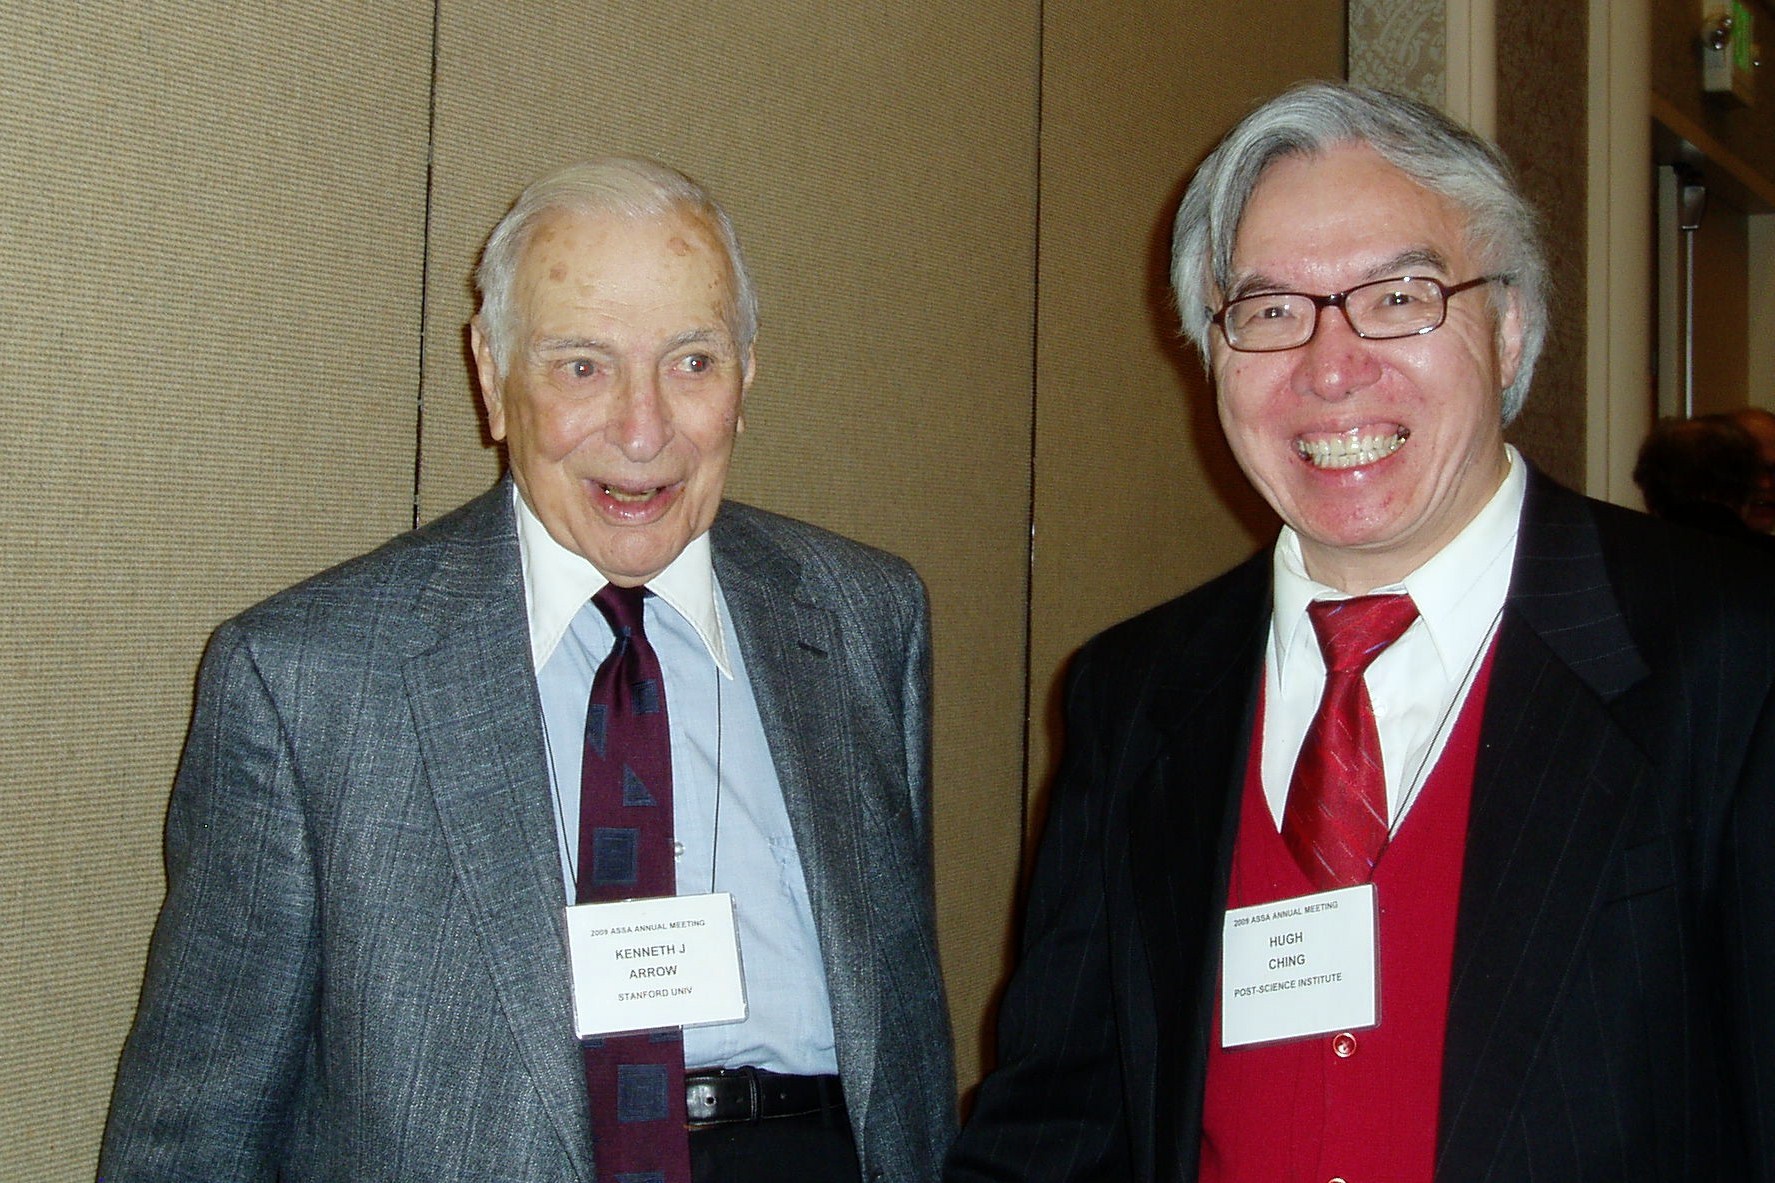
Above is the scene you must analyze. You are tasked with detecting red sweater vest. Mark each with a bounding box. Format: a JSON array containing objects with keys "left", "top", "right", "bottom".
[{"left": 1198, "top": 654, "right": 1495, "bottom": 1183}]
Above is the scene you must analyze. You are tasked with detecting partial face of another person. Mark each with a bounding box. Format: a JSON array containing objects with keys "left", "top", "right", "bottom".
[
  {"left": 473, "top": 207, "right": 753, "bottom": 586},
  {"left": 1735, "top": 410, "right": 1775, "bottom": 533},
  {"left": 1209, "top": 143, "right": 1525, "bottom": 594}
]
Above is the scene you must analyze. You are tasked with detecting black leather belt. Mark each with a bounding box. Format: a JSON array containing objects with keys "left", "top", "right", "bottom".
[{"left": 684, "top": 1067, "right": 846, "bottom": 1126}]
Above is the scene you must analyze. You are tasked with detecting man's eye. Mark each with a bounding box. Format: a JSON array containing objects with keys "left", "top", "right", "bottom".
[
  {"left": 568, "top": 359, "right": 597, "bottom": 379},
  {"left": 1232, "top": 298, "right": 1296, "bottom": 328},
  {"left": 680, "top": 354, "right": 713, "bottom": 374},
  {"left": 1379, "top": 289, "right": 1419, "bottom": 307}
]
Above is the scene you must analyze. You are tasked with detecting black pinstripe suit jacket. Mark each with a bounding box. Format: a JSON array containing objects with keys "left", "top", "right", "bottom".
[{"left": 949, "top": 469, "right": 1775, "bottom": 1182}]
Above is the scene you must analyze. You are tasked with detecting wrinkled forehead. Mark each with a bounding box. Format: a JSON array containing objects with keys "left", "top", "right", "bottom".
[
  {"left": 520, "top": 204, "right": 730, "bottom": 279},
  {"left": 512, "top": 206, "right": 740, "bottom": 323},
  {"left": 1226, "top": 146, "right": 1474, "bottom": 284}
]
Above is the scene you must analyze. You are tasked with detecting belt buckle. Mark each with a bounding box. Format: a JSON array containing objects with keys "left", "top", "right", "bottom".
[{"left": 685, "top": 1066, "right": 761, "bottom": 1126}]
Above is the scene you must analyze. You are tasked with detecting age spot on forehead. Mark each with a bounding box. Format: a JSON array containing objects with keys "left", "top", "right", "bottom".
[
  {"left": 548, "top": 263, "right": 567, "bottom": 282},
  {"left": 667, "top": 236, "right": 692, "bottom": 256}
]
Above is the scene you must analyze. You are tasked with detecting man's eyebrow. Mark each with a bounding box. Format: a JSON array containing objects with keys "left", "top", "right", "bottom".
[
  {"left": 662, "top": 327, "right": 733, "bottom": 351},
  {"left": 1368, "top": 247, "right": 1451, "bottom": 278},
  {"left": 529, "top": 327, "right": 736, "bottom": 356},
  {"left": 1222, "top": 247, "right": 1455, "bottom": 302},
  {"left": 532, "top": 336, "right": 611, "bottom": 354},
  {"left": 1223, "top": 271, "right": 1287, "bottom": 302}
]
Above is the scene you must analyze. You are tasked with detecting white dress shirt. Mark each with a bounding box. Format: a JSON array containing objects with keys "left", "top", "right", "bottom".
[{"left": 1260, "top": 445, "right": 1528, "bottom": 832}]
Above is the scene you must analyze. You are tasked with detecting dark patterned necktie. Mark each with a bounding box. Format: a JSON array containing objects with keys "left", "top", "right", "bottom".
[
  {"left": 577, "top": 584, "right": 690, "bottom": 1183},
  {"left": 1281, "top": 594, "right": 1419, "bottom": 890}
]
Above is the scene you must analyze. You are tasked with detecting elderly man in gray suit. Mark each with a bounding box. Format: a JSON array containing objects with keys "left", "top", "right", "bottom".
[{"left": 100, "top": 158, "right": 955, "bottom": 1183}]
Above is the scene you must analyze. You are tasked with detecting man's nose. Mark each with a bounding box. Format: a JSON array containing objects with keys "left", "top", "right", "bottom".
[
  {"left": 611, "top": 372, "right": 671, "bottom": 459},
  {"left": 1293, "top": 304, "right": 1382, "bottom": 401}
]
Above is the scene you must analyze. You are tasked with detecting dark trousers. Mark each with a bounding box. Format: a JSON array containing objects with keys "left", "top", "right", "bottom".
[{"left": 688, "top": 1113, "right": 861, "bottom": 1183}]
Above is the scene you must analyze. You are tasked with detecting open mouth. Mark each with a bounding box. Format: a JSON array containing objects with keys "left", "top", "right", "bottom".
[
  {"left": 1295, "top": 427, "right": 1410, "bottom": 470},
  {"left": 589, "top": 479, "right": 686, "bottom": 519},
  {"left": 601, "top": 483, "right": 663, "bottom": 503}
]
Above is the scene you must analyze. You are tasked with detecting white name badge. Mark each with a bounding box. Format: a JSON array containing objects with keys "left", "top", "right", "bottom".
[
  {"left": 1220, "top": 883, "right": 1378, "bottom": 1048},
  {"left": 563, "top": 892, "right": 747, "bottom": 1041}
]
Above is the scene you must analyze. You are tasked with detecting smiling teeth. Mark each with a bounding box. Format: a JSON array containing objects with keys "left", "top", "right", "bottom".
[
  {"left": 1296, "top": 429, "right": 1409, "bottom": 470},
  {"left": 602, "top": 485, "right": 658, "bottom": 503}
]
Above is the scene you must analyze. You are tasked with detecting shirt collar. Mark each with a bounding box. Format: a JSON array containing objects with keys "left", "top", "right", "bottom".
[
  {"left": 513, "top": 485, "right": 734, "bottom": 678},
  {"left": 1272, "top": 444, "right": 1526, "bottom": 683}
]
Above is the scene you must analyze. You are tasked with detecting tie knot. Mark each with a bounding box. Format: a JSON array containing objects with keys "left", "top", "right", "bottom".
[
  {"left": 1308, "top": 594, "right": 1418, "bottom": 674},
  {"left": 592, "top": 584, "right": 648, "bottom": 637}
]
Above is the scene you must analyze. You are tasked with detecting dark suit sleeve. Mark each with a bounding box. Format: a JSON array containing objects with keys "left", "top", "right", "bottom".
[
  {"left": 99, "top": 622, "right": 316, "bottom": 1181},
  {"left": 1728, "top": 680, "right": 1775, "bottom": 1178},
  {"left": 947, "top": 640, "right": 1137, "bottom": 1182}
]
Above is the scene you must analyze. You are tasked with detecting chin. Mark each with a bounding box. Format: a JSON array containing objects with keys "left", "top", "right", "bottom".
[{"left": 602, "top": 542, "right": 682, "bottom": 583}]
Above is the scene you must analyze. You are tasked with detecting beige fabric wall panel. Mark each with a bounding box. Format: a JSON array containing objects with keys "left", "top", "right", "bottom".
[
  {"left": 420, "top": 1, "right": 1040, "bottom": 1092},
  {"left": 1028, "top": 1, "right": 1344, "bottom": 800},
  {"left": 1496, "top": 0, "right": 1588, "bottom": 489},
  {"left": 1, "top": 4, "right": 433, "bottom": 1178}
]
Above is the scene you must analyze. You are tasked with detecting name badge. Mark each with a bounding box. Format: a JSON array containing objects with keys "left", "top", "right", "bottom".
[
  {"left": 563, "top": 892, "right": 747, "bottom": 1041},
  {"left": 1220, "top": 883, "right": 1378, "bottom": 1048}
]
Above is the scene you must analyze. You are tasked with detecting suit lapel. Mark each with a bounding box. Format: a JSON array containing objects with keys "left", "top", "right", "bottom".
[
  {"left": 1436, "top": 472, "right": 1653, "bottom": 1179},
  {"left": 402, "top": 486, "right": 594, "bottom": 1181},
  {"left": 1126, "top": 557, "right": 1270, "bottom": 1004},
  {"left": 710, "top": 514, "right": 887, "bottom": 1136}
]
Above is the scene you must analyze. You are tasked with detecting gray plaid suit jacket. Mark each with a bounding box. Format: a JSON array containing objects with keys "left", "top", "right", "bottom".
[
  {"left": 948, "top": 469, "right": 1775, "bottom": 1182},
  {"left": 100, "top": 482, "right": 956, "bottom": 1182}
]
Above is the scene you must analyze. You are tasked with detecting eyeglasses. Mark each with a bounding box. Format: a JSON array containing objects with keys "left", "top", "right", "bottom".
[{"left": 1210, "top": 275, "right": 1504, "bottom": 353}]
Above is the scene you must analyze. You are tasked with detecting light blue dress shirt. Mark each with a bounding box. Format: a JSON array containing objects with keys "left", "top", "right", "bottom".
[{"left": 518, "top": 494, "right": 839, "bottom": 1076}]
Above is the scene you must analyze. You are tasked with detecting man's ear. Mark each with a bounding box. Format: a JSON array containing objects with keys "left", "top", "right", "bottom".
[
  {"left": 1495, "top": 288, "right": 1525, "bottom": 394},
  {"left": 737, "top": 345, "right": 756, "bottom": 435},
  {"left": 469, "top": 316, "right": 507, "bottom": 442}
]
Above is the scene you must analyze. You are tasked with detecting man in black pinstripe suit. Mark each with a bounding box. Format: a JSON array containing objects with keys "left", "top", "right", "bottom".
[{"left": 949, "top": 82, "right": 1775, "bottom": 1182}]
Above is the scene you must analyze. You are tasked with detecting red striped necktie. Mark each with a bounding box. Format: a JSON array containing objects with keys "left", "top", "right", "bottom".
[{"left": 1281, "top": 594, "right": 1419, "bottom": 890}]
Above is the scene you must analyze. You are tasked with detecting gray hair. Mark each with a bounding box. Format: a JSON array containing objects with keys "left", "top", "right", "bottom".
[
  {"left": 1171, "top": 81, "right": 1548, "bottom": 423},
  {"left": 475, "top": 157, "right": 758, "bottom": 375}
]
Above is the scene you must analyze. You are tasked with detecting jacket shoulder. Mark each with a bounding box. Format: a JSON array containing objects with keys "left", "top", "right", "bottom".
[
  {"left": 1053, "top": 551, "right": 1270, "bottom": 747},
  {"left": 712, "top": 500, "right": 924, "bottom": 596},
  {"left": 1562, "top": 486, "right": 1775, "bottom": 636},
  {"left": 1514, "top": 474, "right": 1775, "bottom": 712},
  {"left": 221, "top": 485, "right": 512, "bottom": 652},
  {"left": 1084, "top": 550, "right": 1271, "bottom": 670}
]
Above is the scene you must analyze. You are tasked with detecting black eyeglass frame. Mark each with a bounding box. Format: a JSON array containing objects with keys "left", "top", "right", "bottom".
[{"left": 1207, "top": 274, "right": 1507, "bottom": 353}]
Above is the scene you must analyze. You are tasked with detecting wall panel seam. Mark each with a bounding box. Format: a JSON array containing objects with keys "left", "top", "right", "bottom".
[
  {"left": 1019, "top": 0, "right": 1045, "bottom": 880},
  {"left": 413, "top": 0, "right": 444, "bottom": 529}
]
